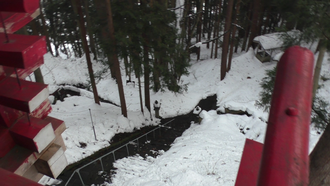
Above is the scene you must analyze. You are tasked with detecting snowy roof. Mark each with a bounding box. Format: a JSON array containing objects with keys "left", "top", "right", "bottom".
[
  {"left": 273, "top": 51, "right": 284, "bottom": 61},
  {"left": 253, "top": 31, "right": 300, "bottom": 50}
]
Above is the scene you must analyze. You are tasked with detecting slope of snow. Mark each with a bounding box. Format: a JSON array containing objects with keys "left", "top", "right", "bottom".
[
  {"left": 38, "top": 43, "right": 329, "bottom": 185},
  {"left": 109, "top": 113, "right": 249, "bottom": 186}
]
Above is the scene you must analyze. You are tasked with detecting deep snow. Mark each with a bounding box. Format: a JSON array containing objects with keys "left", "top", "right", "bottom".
[{"left": 37, "top": 42, "right": 329, "bottom": 185}]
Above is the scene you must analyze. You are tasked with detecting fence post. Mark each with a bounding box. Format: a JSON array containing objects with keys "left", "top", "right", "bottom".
[
  {"left": 112, "top": 152, "right": 116, "bottom": 161},
  {"left": 63, "top": 119, "right": 176, "bottom": 185},
  {"left": 99, "top": 159, "right": 104, "bottom": 172},
  {"left": 126, "top": 144, "right": 129, "bottom": 156},
  {"left": 89, "top": 108, "right": 97, "bottom": 141},
  {"left": 77, "top": 170, "right": 86, "bottom": 186}
]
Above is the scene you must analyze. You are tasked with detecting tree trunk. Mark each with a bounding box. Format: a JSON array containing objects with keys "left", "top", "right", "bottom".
[
  {"left": 186, "top": 1, "right": 192, "bottom": 48},
  {"left": 312, "top": 42, "right": 326, "bottom": 98},
  {"left": 309, "top": 122, "right": 330, "bottom": 186},
  {"left": 221, "top": 0, "right": 234, "bottom": 80},
  {"left": 75, "top": 31, "right": 83, "bottom": 58},
  {"left": 39, "top": 1, "right": 54, "bottom": 56},
  {"left": 143, "top": 40, "right": 151, "bottom": 113},
  {"left": 69, "top": 32, "right": 78, "bottom": 57},
  {"left": 123, "top": 55, "right": 130, "bottom": 81},
  {"left": 94, "top": 0, "right": 116, "bottom": 79},
  {"left": 206, "top": 0, "right": 212, "bottom": 49},
  {"left": 228, "top": 0, "right": 240, "bottom": 72},
  {"left": 105, "top": 0, "right": 127, "bottom": 117},
  {"left": 246, "top": 0, "right": 261, "bottom": 51},
  {"left": 210, "top": 3, "right": 216, "bottom": 58},
  {"left": 29, "top": 19, "right": 40, "bottom": 35},
  {"left": 153, "top": 58, "right": 161, "bottom": 92},
  {"left": 137, "top": 75, "right": 144, "bottom": 114},
  {"left": 107, "top": 54, "right": 117, "bottom": 79},
  {"left": 262, "top": 8, "right": 270, "bottom": 35},
  {"left": 34, "top": 68, "right": 45, "bottom": 84},
  {"left": 140, "top": 0, "right": 151, "bottom": 113},
  {"left": 203, "top": 0, "right": 209, "bottom": 36},
  {"left": 214, "top": 2, "right": 221, "bottom": 59},
  {"left": 241, "top": 2, "right": 253, "bottom": 52},
  {"left": 83, "top": 0, "right": 97, "bottom": 60},
  {"left": 71, "top": 0, "right": 100, "bottom": 105},
  {"left": 256, "top": 4, "right": 264, "bottom": 36},
  {"left": 196, "top": 0, "right": 202, "bottom": 60},
  {"left": 144, "top": 62, "right": 151, "bottom": 112}
]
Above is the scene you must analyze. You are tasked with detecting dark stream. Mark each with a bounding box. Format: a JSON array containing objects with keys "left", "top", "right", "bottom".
[{"left": 53, "top": 93, "right": 217, "bottom": 186}]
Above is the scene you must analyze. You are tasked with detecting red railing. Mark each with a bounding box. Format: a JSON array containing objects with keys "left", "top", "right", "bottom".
[{"left": 235, "top": 46, "right": 314, "bottom": 186}]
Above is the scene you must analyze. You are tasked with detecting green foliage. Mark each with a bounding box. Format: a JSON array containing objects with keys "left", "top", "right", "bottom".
[
  {"left": 256, "top": 66, "right": 330, "bottom": 131},
  {"left": 277, "top": 0, "right": 330, "bottom": 48},
  {"left": 43, "top": 0, "right": 78, "bottom": 57},
  {"left": 42, "top": 0, "right": 190, "bottom": 93},
  {"left": 110, "top": 0, "right": 190, "bottom": 93},
  {"left": 255, "top": 67, "right": 276, "bottom": 112}
]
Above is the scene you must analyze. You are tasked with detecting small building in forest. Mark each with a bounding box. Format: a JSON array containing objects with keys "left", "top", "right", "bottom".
[{"left": 253, "top": 31, "right": 300, "bottom": 62}]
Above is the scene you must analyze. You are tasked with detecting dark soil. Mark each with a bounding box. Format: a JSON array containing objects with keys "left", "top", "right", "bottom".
[{"left": 54, "top": 95, "right": 217, "bottom": 186}]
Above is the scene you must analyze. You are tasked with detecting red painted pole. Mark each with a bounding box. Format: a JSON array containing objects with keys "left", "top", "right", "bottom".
[{"left": 257, "top": 46, "right": 314, "bottom": 186}]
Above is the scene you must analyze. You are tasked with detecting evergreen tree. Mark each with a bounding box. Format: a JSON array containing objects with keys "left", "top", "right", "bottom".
[
  {"left": 71, "top": 0, "right": 100, "bottom": 105},
  {"left": 112, "top": 0, "right": 189, "bottom": 93},
  {"left": 221, "top": 0, "right": 234, "bottom": 80},
  {"left": 93, "top": 0, "right": 117, "bottom": 78},
  {"left": 255, "top": 67, "right": 276, "bottom": 112},
  {"left": 256, "top": 66, "right": 329, "bottom": 131},
  {"left": 246, "top": 0, "right": 262, "bottom": 50},
  {"left": 83, "top": 0, "right": 98, "bottom": 59},
  {"left": 105, "top": 0, "right": 128, "bottom": 117},
  {"left": 43, "top": 0, "right": 80, "bottom": 57}
]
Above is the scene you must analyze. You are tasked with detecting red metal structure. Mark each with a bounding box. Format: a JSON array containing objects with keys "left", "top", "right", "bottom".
[
  {"left": 0, "top": 0, "right": 67, "bottom": 184},
  {"left": 235, "top": 46, "right": 314, "bottom": 186}
]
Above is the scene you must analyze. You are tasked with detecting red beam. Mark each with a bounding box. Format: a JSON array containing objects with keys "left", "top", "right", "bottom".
[
  {"left": 0, "top": 34, "right": 46, "bottom": 69},
  {"left": 0, "top": 146, "right": 37, "bottom": 175},
  {"left": 235, "top": 139, "right": 263, "bottom": 186},
  {"left": 0, "top": 126, "right": 15, "bottom": 157},
  {"left": 0, "top": 0, "right": 39, "bottom": 13},
  {"left": 30, "top": 99, "right": 52, "bottom": 119},
  {"left": 10, "top": 116, "right": 55, "bottom": 153},
  {"left": 44, "top": 116, "right": 66, "bottom": 136},
  {"left": 0, "top": 99, "right": 51, "bottom": 128},
  {"left": 0, "top": 58, "right": 44, "bottom": 81},
  {"left": 34, "top": 143, "right": 67, "bottom": 178},
  {"left": 0, "top": 77, "right": 49, "bottom": 113},
  {"left": 0, "top": 11, "right": 40, "bottom": 34},
  {"left": 0, "top": 168, "right": 42, "bottom": 186},
  {"left": 0, "top": 105, "right": 23, "bottom": 128},
  {"left": 257, "top": 46, "right": 314, "bottom": 186}
]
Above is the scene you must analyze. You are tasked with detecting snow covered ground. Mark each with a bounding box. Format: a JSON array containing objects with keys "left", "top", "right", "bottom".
[{"left": 38, "top": 43, "right": 329, "bottom": 185}]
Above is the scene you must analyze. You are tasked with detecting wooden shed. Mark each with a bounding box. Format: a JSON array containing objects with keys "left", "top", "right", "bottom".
[{"left": 253, "top": 31, "right": 300, "bottom": 62}]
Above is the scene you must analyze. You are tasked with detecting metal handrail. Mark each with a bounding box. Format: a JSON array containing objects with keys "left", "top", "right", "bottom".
[{"left": 64, "top": 119, "right": 175, "bottom": 186}]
